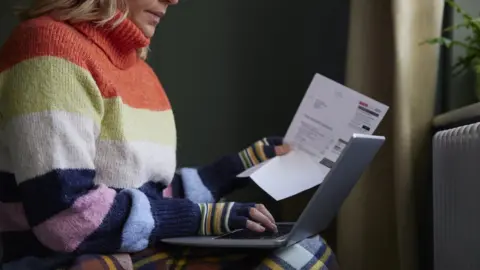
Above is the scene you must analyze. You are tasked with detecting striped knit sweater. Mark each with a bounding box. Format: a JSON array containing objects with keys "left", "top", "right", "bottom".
[{"left": 0, "top": 15, "right": 249, "bottom": 262}]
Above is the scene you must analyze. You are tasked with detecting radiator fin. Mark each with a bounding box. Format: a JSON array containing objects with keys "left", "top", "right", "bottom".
[{"left": 433, "top": 123, "right": 480, "bottom": 270}]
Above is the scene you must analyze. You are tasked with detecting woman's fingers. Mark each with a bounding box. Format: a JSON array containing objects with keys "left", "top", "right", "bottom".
[
  {"left": 249, "top": 205, "right": 277, "bottom": 232},
  {"left": 255, "top": 204, "right": 275, "bottom": 224},
  {"left": 230, "top": 203, "right": 278, "bottom": 233},
  {"left": 256, "top": 143, "right": 290, "bottom": 161},
  {"left": 246, "top": 220, "right": 266, "bottom": 232}
]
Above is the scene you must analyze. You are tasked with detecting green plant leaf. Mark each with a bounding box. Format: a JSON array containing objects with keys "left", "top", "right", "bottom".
[
  {"left": 425, "top": 1, "right": 480, "bottom": 77},
  {"left": 452, "top": 53, "right": 477, "bottom": 76},
  {"left": 474, "top": 59, "right": 480, "bottom": 74},
  {"left": 444, "top": 22, "right": 468, "bottom": 32},
  {"left": 446, "top": 0, "right": 480, "bottom": 36},
  {"left": 420, "top": 37, "right": 453, "bottom": 47}
]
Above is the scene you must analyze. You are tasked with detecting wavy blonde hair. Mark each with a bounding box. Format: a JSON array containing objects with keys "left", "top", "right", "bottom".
[{"left": 18, "top": 0, "right": 149, "bottom": 59}]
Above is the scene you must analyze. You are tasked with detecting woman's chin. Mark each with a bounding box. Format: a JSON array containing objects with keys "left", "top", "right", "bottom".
[{"left": 142, "top": 27, "right": 156, "bottom": 38}]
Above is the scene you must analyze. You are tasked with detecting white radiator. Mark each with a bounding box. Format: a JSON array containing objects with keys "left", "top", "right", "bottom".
[{"left": 433, "top": 122, "right": 480, "bottom": 270}]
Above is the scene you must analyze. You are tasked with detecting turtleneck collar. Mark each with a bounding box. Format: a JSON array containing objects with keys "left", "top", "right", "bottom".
[{"left": 72, "top": 13, "right": 150, "bottom": 69}]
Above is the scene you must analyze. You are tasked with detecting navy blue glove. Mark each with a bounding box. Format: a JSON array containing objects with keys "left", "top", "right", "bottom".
[{"left": 197, "top": 202, "right": 277, "bottom": 235}]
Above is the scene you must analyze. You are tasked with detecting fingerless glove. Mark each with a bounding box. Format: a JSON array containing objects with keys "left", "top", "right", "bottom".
[
  {"left": 197, "top": 202, "right": 256, "bottom": 235},
  {"left": 238, "top": 137, "right": 285, "bottom": 171}
]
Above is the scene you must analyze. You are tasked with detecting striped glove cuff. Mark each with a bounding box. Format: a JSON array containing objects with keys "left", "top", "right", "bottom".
[
  {"left": 197, "top": 202, "right": 255, "bottom": 236},
  {"left": 238, "top": 137, "right": 285, "bottom": 169}
]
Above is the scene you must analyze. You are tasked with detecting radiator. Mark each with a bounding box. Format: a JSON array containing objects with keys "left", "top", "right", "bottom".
[{"left": 433, "top": 122, "right": 480, "bottom": 270}]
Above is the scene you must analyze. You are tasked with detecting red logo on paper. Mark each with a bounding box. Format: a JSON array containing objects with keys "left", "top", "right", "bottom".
[{"left": 359, "top": 101, "right": 368, "bottom": 107}]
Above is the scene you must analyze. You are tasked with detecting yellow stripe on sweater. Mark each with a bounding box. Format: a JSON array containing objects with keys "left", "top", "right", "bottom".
[
  {"left": 0, "top": 56, "right": 103, "bottom": 125},
  {"left": 0, "top": 56, "right": 176, "bottom": 145},
  {"left": 101, "top": 98, "right": 176, "bottom": 145}
]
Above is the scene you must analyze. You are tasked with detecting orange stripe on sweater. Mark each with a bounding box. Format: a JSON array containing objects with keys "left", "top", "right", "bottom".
[{"left": 0, "top": 16, "right": 170, "bottom": 111}]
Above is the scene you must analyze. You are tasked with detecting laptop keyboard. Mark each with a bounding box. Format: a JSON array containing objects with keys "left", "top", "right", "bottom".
[{"left": 216, "top": 224, "right": 294, "bottom": 240}]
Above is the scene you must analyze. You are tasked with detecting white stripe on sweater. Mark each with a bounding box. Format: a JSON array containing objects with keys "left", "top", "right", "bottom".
[
  {"left": 4, "top": 111, "right": 98, "bottom": 183},
  {"left": 3, "top": 111, "right": 176, "bottom": 189},
  {"left": 94, "top": 140, "right": 176, "bottom": 188}
]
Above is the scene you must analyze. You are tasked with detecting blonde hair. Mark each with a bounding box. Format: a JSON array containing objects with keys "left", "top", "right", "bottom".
[{"left": 18, "top": 0, "right": 149, "bottom": 59}]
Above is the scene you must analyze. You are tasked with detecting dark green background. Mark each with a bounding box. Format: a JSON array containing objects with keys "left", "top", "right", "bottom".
[{"left": 148, "top": 1, "right": 351, "bottom": 166}]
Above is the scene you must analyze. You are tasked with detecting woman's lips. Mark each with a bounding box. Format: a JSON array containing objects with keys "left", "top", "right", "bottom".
[{"left": 146, "top": 11, "right": 164, "bottom": 26}]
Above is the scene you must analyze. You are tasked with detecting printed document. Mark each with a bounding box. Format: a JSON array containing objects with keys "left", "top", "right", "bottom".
[{"left": 238, "top": 73, "right": 389, "bottom": 201}]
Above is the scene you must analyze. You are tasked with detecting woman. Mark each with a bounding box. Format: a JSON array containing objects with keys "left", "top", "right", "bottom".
[{"left": 0, "top": 0, "right": 339, "bottom": 269}]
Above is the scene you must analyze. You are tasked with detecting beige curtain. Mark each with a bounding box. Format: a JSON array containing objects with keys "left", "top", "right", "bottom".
[{"left": 337, "top": 0, "right": 444, "bottom": 270}]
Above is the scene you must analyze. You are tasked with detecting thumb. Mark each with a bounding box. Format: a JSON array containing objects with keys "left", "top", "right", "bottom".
[{"left": 274, "top": 144, "right": 291, "bottom": 156}]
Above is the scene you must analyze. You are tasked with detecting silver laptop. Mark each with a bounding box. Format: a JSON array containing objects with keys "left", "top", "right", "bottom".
[{"left": 162, "top": 133, "right": 385, "bottom": 248}]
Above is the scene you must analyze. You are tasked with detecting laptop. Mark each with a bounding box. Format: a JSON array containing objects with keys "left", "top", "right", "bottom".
[{"left": 162, "top": 133, "right": 385, "bottom": 248}]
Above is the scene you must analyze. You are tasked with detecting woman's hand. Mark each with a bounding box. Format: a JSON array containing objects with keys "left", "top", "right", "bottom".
[
  {"left": 238, "top": 137, "right": 291, "bottom": 170},
  {"left": 197, "top": 202, "right": 278, "bottom": 235},
  {"left": 245, "top": 204, "right": 277, "bottom": 232}
]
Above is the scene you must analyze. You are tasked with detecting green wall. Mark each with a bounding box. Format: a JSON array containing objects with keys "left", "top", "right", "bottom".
[
  {"left": 149, "top": 1, "right": 350, "bottom": 167},
  {"left": 0, "top": 1, "right": 20, "bottom": 42}
]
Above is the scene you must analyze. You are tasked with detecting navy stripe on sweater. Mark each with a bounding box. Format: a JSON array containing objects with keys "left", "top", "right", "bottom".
[
  {"left": 1, "top": 231, "right": 53, "bottom": 262},
  {"left": 18, "top": 169, "right": 96, "bottom": 226},
  {"left": 0, "top": 172, "right": 20, "bottom": 202}
]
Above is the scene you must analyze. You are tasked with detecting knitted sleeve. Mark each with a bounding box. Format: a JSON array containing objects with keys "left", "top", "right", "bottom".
[
  {"left": 173, "top": 165, "right": 248, "bottom": 203},
  {"left": 173, "top": 138, "right": 284, "bottom": 203},
  {"left": 0, "top": 56, "right": 201, "bottom": 254}
]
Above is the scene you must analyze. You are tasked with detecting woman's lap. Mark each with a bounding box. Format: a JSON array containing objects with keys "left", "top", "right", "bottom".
[
  {"left": 2, "top": 235, "right": 339, "bottom": 270},
  {"left": 129, "top": 235, "right": 339, "bottom": 270},
  {"left": 123, "top": 235, "right": 338, "bottom": 270}
]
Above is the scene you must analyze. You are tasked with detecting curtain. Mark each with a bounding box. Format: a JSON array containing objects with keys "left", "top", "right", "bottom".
[{"left": 337, "top": 0, "right": 444, "bottom": 269}]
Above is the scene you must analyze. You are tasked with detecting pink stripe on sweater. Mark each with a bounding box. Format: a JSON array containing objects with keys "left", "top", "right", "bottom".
[
  {"left": 163, "top": 184, "right": 173, "bottom": 198},
  {"left": 33, "top": 184, "right": 116, "bottom": 252},
  {"left": 0, "top": 202, "right": 30, "bottom": 231}
]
